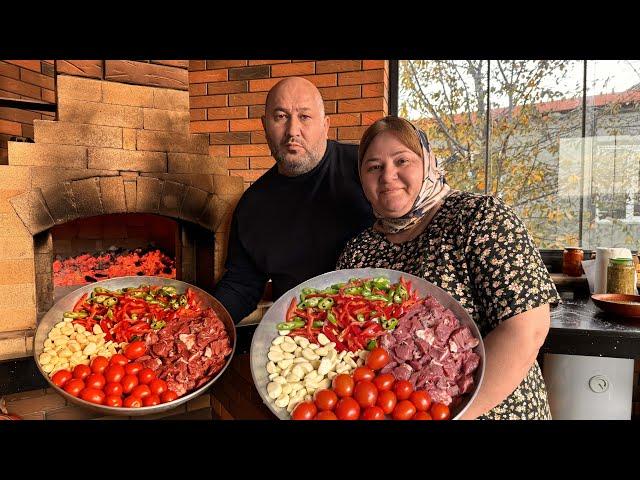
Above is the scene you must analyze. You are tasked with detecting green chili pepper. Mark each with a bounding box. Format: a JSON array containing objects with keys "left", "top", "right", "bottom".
[
  {"left": 344, "top": 287, "right": 363, "bottom": 296},
  {"left": 331, "top": 283, "right": 345, "bottom": 290},
  {"left": 170, "top": 300, "right": 180, "bottom": 310},
  {"left": 326, "top": 311, "right": 337, "bottom": 325},
  {"left": 302, "top": 297, "right": 320, "bottom": 308},
  {"left": 103, "top": 297, "right": 118, "bottom": 307},
  {"left": 300, "top": 287, "right": 318, "bottom": 302},
  {"left": 367, "top": 294, "right": 390, "bottom": 302},
  {"left": 148, "top": 300, "right": 168, "bottom": 308},
  {"left": 312, "top": 321, "right": 324, "bottom": 328},
  {"left": 151, "top": 320, "right": 166, "bottom": 330},
  {"left": 93, "top": 287, "right": 110, "bottom": 294},
  {"left": 361, "top": 285, "right": 373, "bottom": 297},
  {"left": 131, "top": 313, "right": 138, "bottom": 321},
  {"left": 318, "top": 298, "right": 334, "bottom": 310},
  {"left": 131, "top": 291, "right": 146, "bottom": 299},
  {"left": 366, "top": 339, "right": 378, "bottom": 351},
  {"left": 396, "top": 284, "right": 409, "bottom": 301},
  {"left": 161, "top": 286, "right": 177, "bottom": 296},
  {"left": 144, "top": 294, "right": 155, "bottom": 302},
  {"left": 356, "top": 313, "right": 365, "bottom": 322},
  {"left": 373, "top": 277, "right": 391, "bottom": 290},
  {"left": 277, "top": 319, "right": 305, "bottom": 330},
  {"left": 393, "top": 294, "right": 403, "bottom": 304},
  {"left": 106, "top": 309, "right": 114, "bottom": 319},
  {"left": 63, "top": 311, "right": 88, "bottom": 319},
  {"left": 319, "top": 288, "right": 339, "bottom": 295},
  {"left": 93, "top": 295, "right": 109, "bottom": 304},
  {"left": 382, "top": 317, "right": 399, "bottom": 330},
  {"left": 179, "top": 295, "right": 188, "bottom": 306}
]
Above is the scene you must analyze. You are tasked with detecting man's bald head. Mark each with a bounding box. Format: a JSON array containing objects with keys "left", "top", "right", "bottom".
[
  {"left": 265, "top": 77, "right": 326, "bottom": 117},
  {"left": 261, "top": 77, "right": 330, "bottom": 177}
]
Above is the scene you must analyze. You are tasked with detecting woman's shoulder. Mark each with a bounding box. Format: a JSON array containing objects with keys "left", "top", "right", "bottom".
[{"left": 445, "top": 190, "right": 520, "bottom": 227}]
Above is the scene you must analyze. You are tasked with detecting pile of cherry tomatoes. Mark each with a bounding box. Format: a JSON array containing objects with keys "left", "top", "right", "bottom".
[
  {"left": 291, "top": 347, "right": 451, "bottom": 421},
  {"left": 50, "top": 341, "right": 178, "bottom": 408}
]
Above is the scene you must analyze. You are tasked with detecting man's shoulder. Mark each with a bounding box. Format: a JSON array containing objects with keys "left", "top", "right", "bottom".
[{"left": 234, "top": 166, "right": 278, "bottom": 208}]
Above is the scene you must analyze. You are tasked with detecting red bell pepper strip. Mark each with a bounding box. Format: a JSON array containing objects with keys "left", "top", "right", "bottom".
[
  {"left": 73, "top": 293, "right": 88, "bottom": 312},
  {"left": 286, "top": 297, "right": 297, "bottom": 322},
  {"left": 322, "top": 325, "right": 347, "bottom": 352}
]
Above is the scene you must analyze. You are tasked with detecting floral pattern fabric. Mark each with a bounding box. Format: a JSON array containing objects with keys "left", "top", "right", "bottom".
[{"left": 336, "top": 190, "right": 561, "bottom": 420}]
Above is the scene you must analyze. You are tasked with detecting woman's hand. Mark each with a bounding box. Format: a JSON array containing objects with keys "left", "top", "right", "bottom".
[{"left": 458, "top": 303, "right": 551, "bottom": 420}]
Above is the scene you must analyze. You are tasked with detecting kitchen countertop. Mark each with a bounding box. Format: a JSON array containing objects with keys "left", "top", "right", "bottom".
[{"left": 542, "top": 297, "right": 640, "bottom": 358}]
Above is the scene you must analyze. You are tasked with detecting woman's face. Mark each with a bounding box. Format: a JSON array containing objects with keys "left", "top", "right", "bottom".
[{"left": 360, "top": 131, "right": 424, "bottom": 218}]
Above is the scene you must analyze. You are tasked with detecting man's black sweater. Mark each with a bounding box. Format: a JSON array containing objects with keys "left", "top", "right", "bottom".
[{"left": 213, "top": 140, "right": 374, "bottom": 323}]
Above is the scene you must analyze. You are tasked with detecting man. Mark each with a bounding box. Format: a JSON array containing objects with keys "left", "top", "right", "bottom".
[{"left": 213, "top": 77, "right": 374, "bottom": 323}]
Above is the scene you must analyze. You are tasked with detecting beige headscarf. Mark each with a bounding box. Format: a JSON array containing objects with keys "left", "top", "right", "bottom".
[{"left": 365, "top": 124, "right": 451, "bottom": 235}]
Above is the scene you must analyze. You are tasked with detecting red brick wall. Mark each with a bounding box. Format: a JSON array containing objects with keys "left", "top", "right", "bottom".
[
  {"left": 188, "top": 60, "right": 390, "bottom": 189},
  {"left": 0, "top": 60, "right": 56, "bottom": 164}
]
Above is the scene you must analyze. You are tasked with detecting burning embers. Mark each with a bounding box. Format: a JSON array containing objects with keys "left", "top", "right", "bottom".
[{"left": 53, "top": 247, "right": 176, "bottom": 287}]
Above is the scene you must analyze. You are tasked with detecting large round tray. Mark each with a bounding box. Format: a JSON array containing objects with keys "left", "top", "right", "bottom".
[
  {"left": 34, "top": 276, "right": 236, "bottom": 416},
  {"left": 250, "top": 268, "right": 485, "bottom": 420}
]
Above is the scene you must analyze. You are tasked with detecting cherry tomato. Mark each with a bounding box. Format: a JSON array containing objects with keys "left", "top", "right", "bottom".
[
  {"left": 143, "top": 394, "right": 161, "bottom": 407},
  {"left": 131, "top": 384, "right": 151, "bottom": 399},
  {"left": 109, "top": 354, "right": 129, "bottom": 367},
  {"left": 335, "top": 397, "right": 361, "bottom": 420},
  {"left": 125, "top": 362, "right": 143, "bottom": 376},
  {"left": 90, "top": 356, "right": 109, "bottom": 374},
  {"left": 352, "top": 367, "right": 375, "bottom": 383},
  {"left": 72, "top": 364, "right": 91, "bottom": 381},
  {"left": 393, "top": 380, "right": 413, "bottom": 401},
  {"left": 137, "top": 368, "right": 156, "bottom": 385},
  {"left": 413, "top": 411, "right": 433, "bottom": 420},
  {"left": 315, "top": 410, "right": 338, "bottom": 420},
  {"left": 353, "top": 380, "right": 378, "bottom": 409},
  {"left": 105, "top": 395, "right": 123, "bottom": 407},
  {"left": 366, "top": 347, "right": 390, "bottom": 371},
  {"left": 331, "top": 374, "right": 355, "bottom": 398},
  {"left": 104, "top": 382, "right": 123, "bottom": 397},
  {"left": 124, "top": 341, "right": 147, "bottom": 360},
  {"left": 161, "top": 390, "right": 178, "bottom": 403},
  {"left": 121, "top": 374, "right": 139, "bottom": 394},
  {"left": 123, "top": 395, "right": 142, "bottom": 408},
  {"left": 313, "top": 389, "right": 338, "bottom": 411},
  {"left": 430, "top": 403, "right": 451, "bottom": 421},
  {"left": 85, "top": 373, "right": 106, "bottom": 390},
  {"left": 63, "top": 378, "right": 85, "bottom": 397},
  {"left": 103, "top": 365, "right": 125, "bottom": 384},
  {"left": 360, "top": 406, "right": 385, "bottom": 420},
  {"left": 392, "top": 400, "right": 417, "bottom": 420},
  {"left": 149, "top": 379, "right": 168, "bottom": 396},
  {"left": 410, "top": 390, "right": 432, "bottom": 412},
  {"left": 373, "top": 373, "right": 395, "bottom": 392},
  {"left": 292, "top": 401, "right": 317, "bottom": 420},
  {"left": 376, "top": 389, "right": 397, "bottom": 415},
  {"left": 79, "top": 387, "right": 105, "bottom": 405},
  {"left": 51, "top": 369, "right": 73, "bottom": 388}
]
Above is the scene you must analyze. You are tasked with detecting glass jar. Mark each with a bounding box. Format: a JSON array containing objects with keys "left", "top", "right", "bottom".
[
  {"left": 606, "top": 258, "right": 636, "bottom": 294},
  {"left": 562, "top": 247, "right": 584, "bottom": 277}
]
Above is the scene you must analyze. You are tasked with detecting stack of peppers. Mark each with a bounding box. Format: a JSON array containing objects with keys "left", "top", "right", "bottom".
[
  {"left": 276, "top": 276, "right": 420, "bottom": 352},
  {"left": 64, "top": 284, "right": 198, "bottom": 343}
]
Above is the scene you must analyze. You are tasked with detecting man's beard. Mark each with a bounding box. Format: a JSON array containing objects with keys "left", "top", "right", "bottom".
[{"left": 272, "top": 141, "right": 324, "bottom": 176}]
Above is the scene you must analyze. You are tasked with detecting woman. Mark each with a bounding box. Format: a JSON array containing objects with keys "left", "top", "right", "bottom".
[{"left": 336, "top": 116, "right": 561, "bottom": 420}]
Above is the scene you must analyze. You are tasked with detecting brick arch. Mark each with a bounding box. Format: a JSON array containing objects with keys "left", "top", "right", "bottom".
[{"left": 9, "top": 175, "right": 230, "bottom": 236}]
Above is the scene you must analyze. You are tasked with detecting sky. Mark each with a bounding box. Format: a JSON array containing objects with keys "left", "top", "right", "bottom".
[{"left": 400, "top": 60, "right": 640, "bottom": 119}]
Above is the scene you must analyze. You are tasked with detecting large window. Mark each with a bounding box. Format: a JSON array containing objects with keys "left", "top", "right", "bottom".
[{"left": 399, "top": 60, "right": 640, "bottom": 250}]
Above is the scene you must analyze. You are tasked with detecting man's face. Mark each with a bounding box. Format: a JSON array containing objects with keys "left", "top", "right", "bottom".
[{"left": 262, "top": 82, "right": 330, "bottom": 176}]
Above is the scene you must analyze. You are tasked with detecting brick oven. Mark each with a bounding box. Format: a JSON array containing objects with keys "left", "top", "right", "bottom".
[{"left": 0, "top": 74, "right": 244, "bottom": 361}]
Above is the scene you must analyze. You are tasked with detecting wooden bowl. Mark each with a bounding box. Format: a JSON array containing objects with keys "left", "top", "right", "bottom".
[{"left": 591, "top": 293, "right": 640, "bottom": 318}]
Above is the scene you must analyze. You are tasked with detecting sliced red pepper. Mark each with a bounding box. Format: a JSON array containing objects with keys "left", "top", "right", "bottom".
[
  {"left": 73, "top": 293, "right": 88, "bottom": 312},
  {"left": 286, "top": 297, "right": 297, "bottom": 322}
]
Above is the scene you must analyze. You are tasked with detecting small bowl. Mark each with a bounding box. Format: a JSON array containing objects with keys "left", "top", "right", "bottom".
[{"left": 591, "top": 293, "right": 640, "bottom": 318}]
